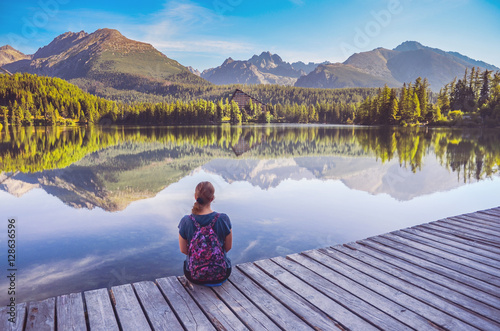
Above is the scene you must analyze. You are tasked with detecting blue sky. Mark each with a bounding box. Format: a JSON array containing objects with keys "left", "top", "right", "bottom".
[{"left": 1, "top": 0, "right": 499, "bottom": 70}]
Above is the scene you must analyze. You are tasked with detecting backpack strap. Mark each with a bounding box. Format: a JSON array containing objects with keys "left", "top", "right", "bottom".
[
  {"left": 189, "top": 213, "right": 220, "bottom": 229},
  {"left": 208, "top": 213, "right": 220, "bottom": 228},
  {"left": 189, "top": 214, "right": 201, "bottom": 230}
]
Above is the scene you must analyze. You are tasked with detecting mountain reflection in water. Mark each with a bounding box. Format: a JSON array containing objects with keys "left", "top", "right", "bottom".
[{"left": 0, "top": 124, "right": 499, "bottom": 305}]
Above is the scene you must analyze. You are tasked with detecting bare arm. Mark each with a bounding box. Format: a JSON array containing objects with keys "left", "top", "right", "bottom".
[
  {"left": 179, "top": 234, "right": 188, "bottom": 255},
  {"left": 224, "top": 229, "right": 233, "bottom": 252}
]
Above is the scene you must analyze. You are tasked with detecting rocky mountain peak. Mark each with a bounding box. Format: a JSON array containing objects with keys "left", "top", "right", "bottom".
[
  {"left": 0, "top": 45, "right": 31, "bottom": 66},
  {"left": 249, "top": 51, "right": 285, "bottom": 68},
  {"left": 393, "top": 41, "right": 426, "bottom": 52},
  {"left": 0, "top": 45, "right": 16, "bottom": 51},
  {"left": 223, "top": 57, "right": 234, "bottom": 65},
  {"left": 202, "top": 51, "right": 324, "bottom": 85},
  {"left": 187, "top": 66, "right": 201, "bottom": 76},
  {"left": 33, "top": 30, "right": 88, "bottom": 59}
]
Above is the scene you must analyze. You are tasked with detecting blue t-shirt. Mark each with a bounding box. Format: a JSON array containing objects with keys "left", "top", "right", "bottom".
[{"left": 178, "top": 212, "right": 232, "bottom": 267}]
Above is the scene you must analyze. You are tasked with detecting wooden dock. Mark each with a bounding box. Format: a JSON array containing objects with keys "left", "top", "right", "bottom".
[{"left": 2, "top": 207, "right": 500, "bottom": 330}]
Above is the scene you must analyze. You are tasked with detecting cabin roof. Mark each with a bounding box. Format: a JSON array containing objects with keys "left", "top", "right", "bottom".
[{"left": 229, "top": 89, "right": 267, "bottom": 106}]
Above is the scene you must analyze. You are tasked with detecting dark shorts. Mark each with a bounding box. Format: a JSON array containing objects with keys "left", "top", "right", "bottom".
[{"left": 183, "top": 260, "right": 232, "bottom": 286}]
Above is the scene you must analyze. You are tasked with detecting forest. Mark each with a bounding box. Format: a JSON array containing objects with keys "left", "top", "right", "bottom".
[
  {"left": 356, "top": 68, "right": 500, "bottom": 126},
  {"left": 0, "top": 68, "right": 499, "bottom": 127}
]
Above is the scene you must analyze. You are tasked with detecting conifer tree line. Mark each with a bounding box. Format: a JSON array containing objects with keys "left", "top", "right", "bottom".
[
  {"left": 1, "top": 69, "right": 499, "bottom": 127},
  {"left": 356, "top": 68, "right": 500, "bottom": 126},
  {"left": 0, "top": 73, "right": 375, "bottom": 125},
  {"left": 0, "top": 73, "right": 117, "bottom": 126}
]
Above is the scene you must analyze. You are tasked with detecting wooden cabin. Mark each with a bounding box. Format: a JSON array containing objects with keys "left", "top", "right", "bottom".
[{"left": 229, "top": 89, "right": 267, "bottom": 113}]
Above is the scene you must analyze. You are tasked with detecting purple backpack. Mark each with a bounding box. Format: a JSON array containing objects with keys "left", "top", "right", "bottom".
[{"left": 187, "top": 213, "right": 228, "bottom": 281}]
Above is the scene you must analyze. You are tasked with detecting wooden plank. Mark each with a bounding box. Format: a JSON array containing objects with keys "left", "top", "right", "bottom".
[
  {"left": 361, "top": 237, "right": 500, "bottom": 303},
  {"left": 466, "top": 210, "right": 500, "bottom": 221},
  {"left": 403, "top": 227, "right": 500, "bottom": 262},
  {"left": 257, "top": 258, "right": 382, "bottom": 330},
  {"left": 304, "top": 248, "right": 475, "bottom": 330},
  {"left": 112, "top": 284, "right": 151, "bottom": 331},
  {"left": 270, "top": 256, "right": 414, "bottom": 330},
  {"left": 177, "top": 276, "right": 248, "bottom": 330},
  {"left": 84, "top": 288, "right": 120, "bottom": 331},
  {"left": 452, "top": 216, "right": 500, "bottom": 234},
  {"left": 329, "top": 245, "right": 500, "bottom": 330},
  {"left": 286, "top": 253, "right": 440, "bottom": 330},
  {"left": 418, "top": 223, "right": 500, "bottom": 255},
  {"left": 228, "top": 267, "right": 312, "bottom": 330},
  {"left": 394, "top": 230, "right": 500, "bottom": 272},
  {"left": 479, "top": 209, "right": 500, "bottom": 220},
  {"left": 212, "top": 278, "right": 281, "bottom": 331},
  {"left": 424, "top": 221, "right": 500, "bottom": 249},
  {"left": 380, "top": 232, "right": 500, "bottom": 282},
  {"left": 0, "top": 302, "right": 26, "bottom": 331},
  {"left": 456, "top": 214, "right": 500, "bottom": 229},
  {"left": 440, "top": 219, "right": 500, "bottom": 243},
  {"left": 371, "top": 234, "right": 500, "bottom": 289},
  {"left": 156, "top": 276, "right": 216, "bottom": 331},
  {"left": 133, "top": 281, "right": 183, "bottom": 331},
  {"left": 56, "top": 293, "right": 86, "bottom": 331},
  {"left": 238, "top": 262, "right": 342, "bottom": 330},
  {"left": 25, "top": 298, "right": 55, "bottom": 331},
  {"left": 349, "top": 240, "right": 500, "bottom": 319}
]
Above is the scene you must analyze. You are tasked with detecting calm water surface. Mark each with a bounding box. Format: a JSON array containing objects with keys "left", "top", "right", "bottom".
[{"left": 1, "top": 124, "right": 499, "bottom": 304}]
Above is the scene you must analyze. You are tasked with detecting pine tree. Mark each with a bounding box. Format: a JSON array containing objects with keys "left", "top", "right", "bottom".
[
  {"left": 399, "top": 84, "right": 408, "bottom": 123},
  {"left": 411, "top": 92, "right": 421, "bottom": 123},
  {"left": 415, "top": 77, "right": 430, "bottom": 120},
  {"left": 230, "top": 101, "right": 242, "bottom": 124},
  {"left": 389, "top": 89, "right": 399, "bottom": 124},
  {"left": 478, "top": 70, "right": 491, "bottom": 108}
]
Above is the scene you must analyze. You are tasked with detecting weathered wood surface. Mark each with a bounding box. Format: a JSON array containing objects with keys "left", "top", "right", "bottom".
[
  {"left": 212, "top": 276, "right": 281, "bottom": 330},
  {"left": 8, "top": 206, "right": 500, "bottom": 330},
  {"left": 0, "top": 302, "right": 26, "bottom": 331},
  {"left": 133, "top": 281, "right": 183, "bottom": 331},
  {"left": 111, "top": 284, "right": 151, "bottom": 331},
  {"left": 55, "top": 293, "right": 86, "bottom": 331},
  {"left": 156, "top": 276, "right": 216, "bottom": 331},
  {"left": 178, "top": 276, "right": 249, "bottom": 330},
  {"left": 227, "top": 267, "right": 311, "bottom": 330},
  {"left": 84, "top": 288, "right": 119, "bottom": 331},
  {"left": 25, "top": 298, "right": 55, "bottom": 331}
]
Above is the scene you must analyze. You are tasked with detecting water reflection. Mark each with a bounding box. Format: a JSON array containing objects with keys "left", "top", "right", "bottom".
[
  {"left": 0, "top": 124, "right": 499, "bottom": 305},
  {"left": 1, "top": 125, "right": 499, "bottom": 208}
]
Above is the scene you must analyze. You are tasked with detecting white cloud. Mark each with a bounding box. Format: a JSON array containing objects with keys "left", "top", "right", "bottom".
[
  {"left": 0, "top": 241, "right": 167, "bottom": 291},
  {"left": 152, "top": 39, "right": 254, "bottom": 54},
  {"left": 54, "top": 1, "right": 255, "bottom": 64}
]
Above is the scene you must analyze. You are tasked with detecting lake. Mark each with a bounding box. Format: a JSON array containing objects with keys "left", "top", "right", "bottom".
[{"left": 1, "top": 124, "right": 499, "bottom": 305}]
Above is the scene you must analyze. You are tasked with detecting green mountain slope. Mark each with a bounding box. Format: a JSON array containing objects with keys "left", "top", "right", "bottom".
[
  {"left": 295, "top": 63, "right": 400, "bottom": 88},
  {"left": 4, "top": 28, "right": 209, "bottom": 93}
]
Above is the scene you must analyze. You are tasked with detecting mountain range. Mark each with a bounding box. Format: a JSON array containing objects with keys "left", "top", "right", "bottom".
[
  {"left": 199, "top": 52, "right": 328, "bottom": 86},
  {"left": 1, "top": 28, "right": 498, "bottom": 94},
  {"left": 1, "top": 28, "right": 207, "bottom": 95},
  {"left": 295, "top": 41, "right": 499, "bottom": 91}
]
